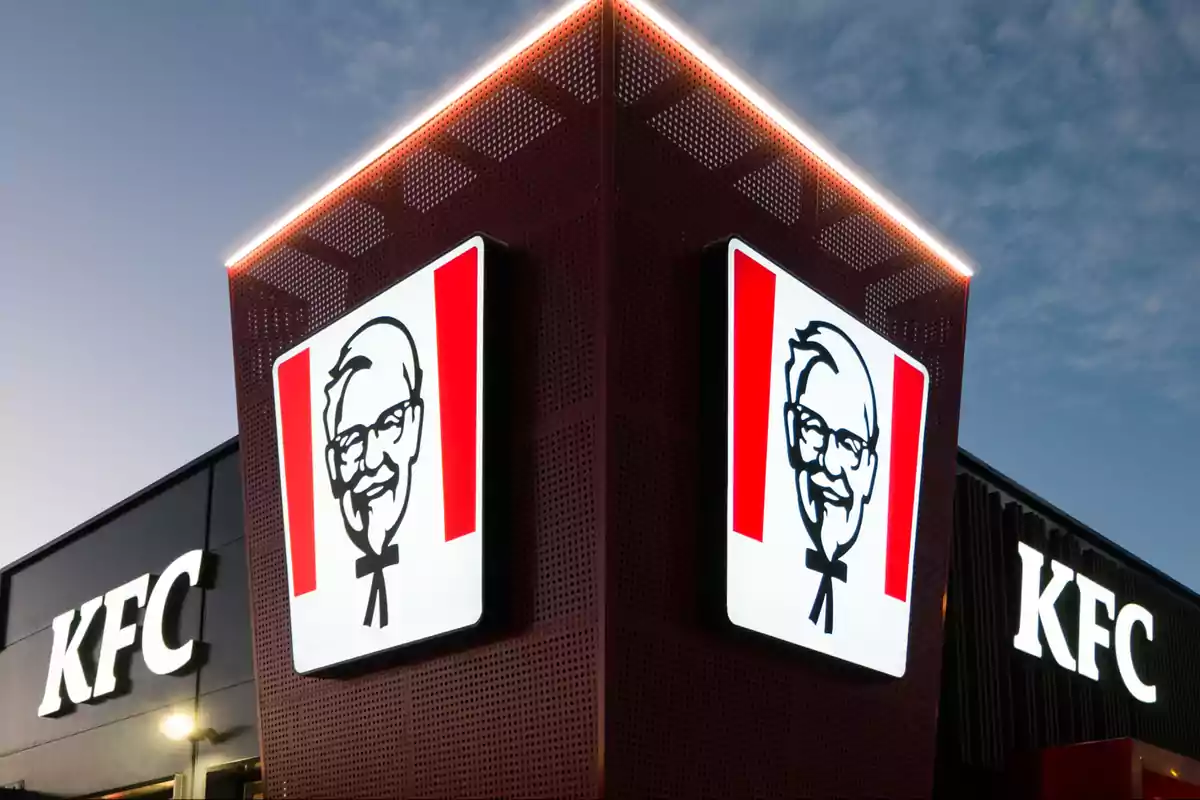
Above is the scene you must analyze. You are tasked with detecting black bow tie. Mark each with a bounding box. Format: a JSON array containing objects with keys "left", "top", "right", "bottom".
[
  {"left": 805, "top": 546, "right": 848, "bottom": 634},
  {"left": 356, "top": 543, "right": 401, "bottom": 628}
]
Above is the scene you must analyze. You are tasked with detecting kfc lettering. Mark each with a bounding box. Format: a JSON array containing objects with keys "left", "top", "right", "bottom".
[
  {"left": 37, "top": 550, "right": 207, "bottom": 718},
  {"left": 1013, "top": 541, "right": 1157, "bottom": 704}
]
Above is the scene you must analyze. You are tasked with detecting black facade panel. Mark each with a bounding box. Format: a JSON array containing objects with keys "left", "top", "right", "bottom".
[
  {"left": 936, "top": 462, "right": 1200, "bottom": 796},
  {"left": 198, "top": 537, "right": 253, "bottom": 695},
  {"left": 0, "top": 590, "right": 202, "bottom": 756},
  {"left": 3, "top": 471, "right": 209, "bottom": 647},
  {"left": 194, "top": 680, "right": 260, "bottom": 782},
  {"left": 0, "top": 440, "right": 255, "bottom": 798},
  {"left": 0, "top": 699, "right": 194, "bottom": 797},
  {"left": 208, "top": 452, "right": 245, "bottom": 552}
]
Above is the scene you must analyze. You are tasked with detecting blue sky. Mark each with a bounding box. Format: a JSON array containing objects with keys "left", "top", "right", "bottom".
[{"left": 1, "top": 0, "right": 1197, "bottom": 586}]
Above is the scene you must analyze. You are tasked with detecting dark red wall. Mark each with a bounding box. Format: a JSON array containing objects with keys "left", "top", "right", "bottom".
[
  {"left": 229, "top": 3, "right": 606, "bottom": 795},
  {"left": 227, "top": 1, "right": 969, "bottom": 796},
  {"left": 1142, "top": 769, "right": 1200, "bottom": 800},
  {"left": 606, "top": 3, "right": 968, "bottom": 797},
  {"left": 1040, "top": 739, "right": 1137, "bottom": 800}
]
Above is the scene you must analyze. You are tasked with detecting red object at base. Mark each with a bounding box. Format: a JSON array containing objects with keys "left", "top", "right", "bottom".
[
  {"left": 1143, "top": 769, "right": 1200, "bottom": 800},
  {"left": 1039, "top": 739, "right": 1200, "bottom": 800},
  {"left": 1040, "top": 739, "right": 1137, "bottom": 800}
]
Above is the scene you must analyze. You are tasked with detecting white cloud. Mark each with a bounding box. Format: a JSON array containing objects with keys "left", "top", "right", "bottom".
[{"left": 655, "top": 0, "right": 1199, "bottom": 410}]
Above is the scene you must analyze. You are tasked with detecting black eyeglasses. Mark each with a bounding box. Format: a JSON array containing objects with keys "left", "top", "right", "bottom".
[
  {"left": 785, "top": 403, "right": 870, "bottom": 464},
  {"left": 328, "top": 398, "right": 423, "bottom": 465}
]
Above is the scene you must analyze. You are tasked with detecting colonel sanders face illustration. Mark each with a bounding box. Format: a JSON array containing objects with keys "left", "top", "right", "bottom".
[
  {"left": 783, "top": 322, "right": 879, "bottom": 633},
  {"left": 323, "top": 317, "right": 424, "bottom": 628}
]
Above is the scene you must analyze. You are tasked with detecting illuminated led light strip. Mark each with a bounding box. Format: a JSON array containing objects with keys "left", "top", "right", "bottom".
[
  {"left": 625, "top": 0, "right": 974, "bottom": 278},
  {"left": 225, "top": 0, "right": 592, "bottom": 269},
  {"left": 227, "top": 0, "right": 972, "bottom": 278}
]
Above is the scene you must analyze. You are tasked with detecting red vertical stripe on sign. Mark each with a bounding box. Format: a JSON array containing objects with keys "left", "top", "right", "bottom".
[
  {"left": 278, "top": 349, "right": 317, "bottom": 596},
  {"left": 884, "top": 356, "right": 926, "bottom": 601},
  {"left": 731, "top": 250, "right": 776, "bottom": 541},
  {"left": 435, "top": 247, "right": 479, "bottom": 541}
]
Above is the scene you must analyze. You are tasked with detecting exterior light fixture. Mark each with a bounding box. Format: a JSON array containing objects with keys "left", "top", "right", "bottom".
[{"left": 160, "top": 712, "right": 220, "bottom": 744}]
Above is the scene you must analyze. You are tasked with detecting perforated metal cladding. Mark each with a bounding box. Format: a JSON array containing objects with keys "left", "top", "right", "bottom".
[
  {"left": 449, "top": 84, "right": 564, "bottom": 162},
  {"left": 866, "top": 262, "right": 959, "bottom": 346},
  {"left": 532, "top": 420, "right": 597, "bottom": 622},
  {"left": 820, "top": 176, "right": 847, "bottom": 211},
  {"left": 735, "top": 156, "right": 810, "bottom": 226},
  {"left": 246, "top": 246, "right": 348, "bottom": 332},
  {"left": 819, "top": 211, "right": 907, "bottom": 271},
  {"left": 228, "top": 2, "right": 603, "bottom": 796},
  {"left": 404, "top": 147, "right": 477, "bottom": 213},
  {"left": 608, "top": 1, "right": 969, "bottom": 796},
  {"left": 649, "top": 88, "right": 763, "bottom": 170},
  {"left": 232, "top": 280, "right": 311, "bottom": 393},
  {"left": 534, "top": 19, "right": 600, "bottom": 104},
  {"left": 868, "top": 260, "right": 950, "bottom": 319},
  {"left": 616, "top": 18, "right": 679, "bottom": 105},
  {"left": 407, "top": 624, "right": 598, "bottom": 797},
  {"left": 533, "top": 212, "right": 598, "bottom": 417},
  {"left": 227, "top": 0, "right": 972, "bottom": 794},
  {"left": 305, "top": 197, "right": 390, "bottom": 257}
]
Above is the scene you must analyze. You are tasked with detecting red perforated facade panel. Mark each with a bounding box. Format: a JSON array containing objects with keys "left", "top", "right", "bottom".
[
  {"left": 229, "top": 5, "right": 605, "bottom": 795},
  {"left": 226, "top": 1, "right": 970, "bottom": 796},
  {"left": 606, "top": 4, "right": 968, "bottom": 796}
]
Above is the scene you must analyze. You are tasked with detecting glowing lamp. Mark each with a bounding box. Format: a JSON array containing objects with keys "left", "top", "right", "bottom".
[
  {"left": 160, "top": 712, "right": 196, "bottom": 741},
  {"left": 160, "top": 712, "right": 220, "bottom": 744}
]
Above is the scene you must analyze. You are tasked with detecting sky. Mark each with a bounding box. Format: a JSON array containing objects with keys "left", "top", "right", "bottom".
[{"left": 1, "top": 0, "right": 1197, "bottom": 586}]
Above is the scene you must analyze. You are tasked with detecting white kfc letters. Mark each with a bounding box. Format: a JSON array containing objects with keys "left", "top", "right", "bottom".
[
  {"left": 1013, "top": 541, "right": 1157, "bottom": 704},
  {"left": 141, "top": 549, "right": 206, "bottom": 676},
  {"left": 37, "top": 549, "right": 207, "bottom": 718}
]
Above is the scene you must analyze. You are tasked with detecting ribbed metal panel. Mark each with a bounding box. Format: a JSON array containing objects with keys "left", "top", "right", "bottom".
[{"left": 937, "top": 467, "right": 1200, "bottom": 797}]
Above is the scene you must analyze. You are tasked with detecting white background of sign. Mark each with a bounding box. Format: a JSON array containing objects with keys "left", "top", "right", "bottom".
[
  {"left": 275, "top": 238, "right": 484, "bottom": 675},
  {"left": 725, "top": 239, "right": 929, "bottom": 678}
]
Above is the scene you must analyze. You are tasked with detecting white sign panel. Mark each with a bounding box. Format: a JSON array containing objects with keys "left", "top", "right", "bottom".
[
  {"left": 724, "top": 239, "right": 930, "bottom": 677},
  {"left": 274, "top": 237, "right": 486, "bottom": 674}
]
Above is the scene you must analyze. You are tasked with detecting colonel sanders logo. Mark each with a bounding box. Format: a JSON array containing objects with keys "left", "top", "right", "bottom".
[
  {"left": 323, "top": 317, "right": 425, "bottom": 629},
  {"left": 783, "top": 322, "right": 878, "bottom": 634},
  {"left": 274, "top": 237, "right": 486, "bottom": 674},
  {"left": 725, "top": 239, "right": 929, "bottom": 678}
]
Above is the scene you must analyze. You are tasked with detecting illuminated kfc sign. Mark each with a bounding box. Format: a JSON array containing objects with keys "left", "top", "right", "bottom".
[
  {"left": 723, "top": 239, "right": 929, "bottom": 678},
  {"left": 38, "top": 550, "right": 208, "bottom": 717},
  {"left": 273, "top": 237, "right": 487, "bottom": 674},
  {"left": 1013, "top": 541, "right": 1157, "bottom": 703}
]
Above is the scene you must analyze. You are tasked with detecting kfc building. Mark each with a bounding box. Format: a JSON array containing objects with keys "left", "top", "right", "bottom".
[
  {"left": 938, "top": 454, "right": 1200, "bottom": 799},
  {"left": 0, "top": 442, "right": 262, "bottom": 799},
  {"left": 3, "top": 0, "right": 1200, "bottom": 797}
]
